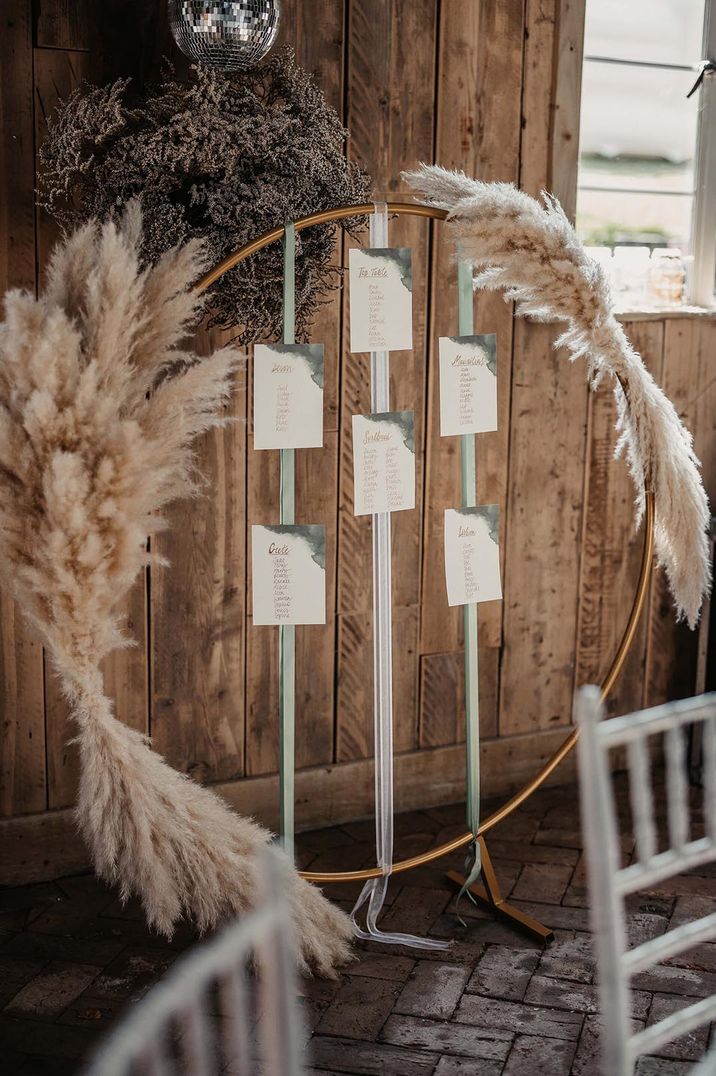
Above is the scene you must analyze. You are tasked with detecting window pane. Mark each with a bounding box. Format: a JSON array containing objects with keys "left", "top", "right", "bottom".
[
  {"left": 579, "top": 156, "right": 693, "bottom": 196},
  {"left": 579, "top": 61, "right": 699, "bottom": 170},
  {"left": 576, "top": 189, "right": 693, "bottom": 250},
  {"left": 584, "top": 0, "right": 705, "bottom": 66}
]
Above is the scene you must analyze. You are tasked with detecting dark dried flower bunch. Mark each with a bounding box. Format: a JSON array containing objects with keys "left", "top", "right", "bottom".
[{"left": 39, "top": 50, "right": 371, "bottom": 342}]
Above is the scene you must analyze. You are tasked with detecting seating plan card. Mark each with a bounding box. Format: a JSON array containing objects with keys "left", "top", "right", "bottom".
[
  {"left": 439, "top": 333, "right": 497, "bottom": 436},
  {"left": 349, "top": 247, "right": 413, "bottom": 352},
  {"left": 251, "top": 524, "right": 326, "bottom": 625},
  {"left": 352, "top": 411, "right": 415, "bottom": 516},
  {"left": 444, "top": 505, "right": 502, "bottom": 606},
  {"left": 254, "top": 343, "right": 324, "bottom": 450}
]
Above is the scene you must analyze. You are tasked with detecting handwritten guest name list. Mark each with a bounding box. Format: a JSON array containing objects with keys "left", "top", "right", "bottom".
[
  {"left": 349, "top": 248, "right": 413, "bottom": 353},
  {"left": 439, "top": 334, "right": 497, "bottom": 436},
  {"left": 254, "top": 343, "right": 324, "bottom": 450},
  {"left": 352, "top": 411, "right": 416, "bottom": 516},
  {"left": 251, "top": 524, "right": 326, "bottom": 625},
  {"left": 444, "top": 506, "right": 502, "bottom": 607}
]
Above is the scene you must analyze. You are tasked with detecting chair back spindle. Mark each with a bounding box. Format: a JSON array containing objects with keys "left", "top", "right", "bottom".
[
  {"left": 81, "top": 848, "right": 305, "bottom": 1076},
  {"left": 627, "top": 734, "right": 656, "bottom": 865},
  {"left": 703, "top": 717, "right": 716, "bottom": 842},
  {"left": 665, "top": 724, "right": 690, "bottom": 851},
  {"left": 576, "top": 688, "right": 716, "bottom": 1075}
]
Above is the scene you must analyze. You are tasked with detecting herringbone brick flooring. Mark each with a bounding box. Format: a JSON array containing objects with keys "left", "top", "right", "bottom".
[{"left": 1, "top": 775, "right": 714, "bottom": 1074}]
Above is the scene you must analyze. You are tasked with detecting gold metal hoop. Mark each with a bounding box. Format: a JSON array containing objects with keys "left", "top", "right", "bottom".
[{"left": 196, "top": 203, "right": 656, "bottom": 885}]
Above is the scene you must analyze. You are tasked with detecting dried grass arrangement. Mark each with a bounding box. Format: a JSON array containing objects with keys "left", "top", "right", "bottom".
[
  {"left": 404, "top": 164, "right": 711, "bottom": 626},
  {"left": 0, "top": 207, "right": 352, "bottom": 975},
  {"left": 39, "top": 49, "right": 371, "bottom": 343}
]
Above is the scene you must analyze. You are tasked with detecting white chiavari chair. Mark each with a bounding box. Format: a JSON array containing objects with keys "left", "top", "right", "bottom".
[
  {"left": 576, "top": 685, "right": 716, "bottom": 1076},
  {"left": 82, "top": 847, "right": 305, "bottom": 1076}
]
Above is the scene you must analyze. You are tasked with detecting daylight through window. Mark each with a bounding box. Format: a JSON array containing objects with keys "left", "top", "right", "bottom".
[{"left": 577, "top": 0, "right": 716, "bottom": 306}]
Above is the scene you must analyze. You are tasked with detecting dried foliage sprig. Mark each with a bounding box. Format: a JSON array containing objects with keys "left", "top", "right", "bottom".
[
  {"left": 39, "top": 49, "right": 371, "bottom": 344},
  {"left": 0, "top": 208, "right": 352, "bottom": 975},
  {"left": 404, "top": 164, "right": 710, "bottom": 627}
]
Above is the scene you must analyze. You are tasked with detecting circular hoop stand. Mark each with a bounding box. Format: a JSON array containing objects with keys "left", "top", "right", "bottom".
[{"left": 197, "top": 203, "right": 656, "bottom": 943}]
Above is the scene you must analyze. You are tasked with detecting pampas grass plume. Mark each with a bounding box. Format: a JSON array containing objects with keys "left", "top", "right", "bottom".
[
  {"left": 404, "top": 164, "right": 710, "bottom": 627},
  {"left": 0, "top": 206, "right": 352, "bottom": 975}
]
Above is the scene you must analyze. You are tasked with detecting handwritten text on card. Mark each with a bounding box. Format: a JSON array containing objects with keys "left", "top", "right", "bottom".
[
  {"left": 254, "top": 343, "right": 324, "bottom": 450},
  {"left": 352, "top": 411, "right": 416, "bottom": 516},
  {"left": 444, "top": 506, "right": 502, "bottom": 606},
  {"left": 349, "top": 248, "right": 413, "bottom": 353},
  {"left": 252, "top": 524, "right": 326, "bottom": 625},
  {"left": 439, "top": 334, "right": 497, "bottom": 436}
]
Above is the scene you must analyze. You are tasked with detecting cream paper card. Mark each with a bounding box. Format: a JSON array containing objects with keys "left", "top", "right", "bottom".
[
  {"left": 254, "top": 343, "right": 324, "bottom": 450},
  {"left": 352, "top": 411, "right": 415, "bottom": 516},
  {"left": 348, "top": 247, "right": 413, "bottom": 352},
  {"left": 439, "top": 333, "right": 497, "bottom": 436},
  {"left": 251, "top": 524, "right": 326, "bottom": 625},
  {"left": 444, "top": 505, "right": 502, "bottom": 606}
]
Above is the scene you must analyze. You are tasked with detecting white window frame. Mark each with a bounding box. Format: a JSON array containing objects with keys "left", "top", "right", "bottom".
[
  {"left": 690, "top": 1, "right": 716, "bottom": 304},
  {"left": 577, "top": 0, "right": 716, "bottom": 307}
]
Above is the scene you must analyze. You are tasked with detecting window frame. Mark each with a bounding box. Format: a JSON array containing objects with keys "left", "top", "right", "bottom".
[
  {"left": 690, "top": 1, "right": 716, "bottom": 304},
  {"left": 575, "top": 0, "right": 716, "bottom": 307}
]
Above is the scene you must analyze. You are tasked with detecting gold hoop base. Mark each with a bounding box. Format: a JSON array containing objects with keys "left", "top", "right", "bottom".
[{"left": 446, "top": 839, "right": 554, "bottom": 945}]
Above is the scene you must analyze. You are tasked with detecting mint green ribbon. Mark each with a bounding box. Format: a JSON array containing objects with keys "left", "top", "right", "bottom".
[
  {"left": 279, "top": 223, "right": 296, "bottom": 860},
  {"left": 457, "top": 257, "right": 482, "bottom": 911}
]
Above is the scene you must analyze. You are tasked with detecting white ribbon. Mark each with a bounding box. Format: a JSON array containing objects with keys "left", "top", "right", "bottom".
[{"left": 350, "top": 203, "right": 448, "bottom": 951}]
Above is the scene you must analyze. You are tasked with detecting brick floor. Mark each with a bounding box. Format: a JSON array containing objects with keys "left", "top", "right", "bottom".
[{"left": 1, "top": 774, "right": 715, "bottom": 1073}]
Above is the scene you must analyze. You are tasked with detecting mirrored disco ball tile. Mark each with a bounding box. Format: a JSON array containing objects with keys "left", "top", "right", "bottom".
[{"left": 169, "top": 0, "right": 281, "bottom": 71}]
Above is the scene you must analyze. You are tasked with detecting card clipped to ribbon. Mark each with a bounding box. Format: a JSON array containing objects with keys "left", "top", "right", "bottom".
[
  {"left": 444, "top": 505, "right": 502, "bottom": 608},
  {"left": 352, "top": 410, "right": 416, "bottom": 516},
  {"left": 347, "top": 206, "right": 448, "bottom": 952},
  {"left": 254, "top": 343, "right": 324, "bottom": 450},
  {"left": 439, "top": 333, "right": 497, "bottom": 436},
  {"left": 251, "top": 524, "right": 326, "bottom": 626},
  {"left": 348, "top": 247, "right": 413, "bottom": 353}
]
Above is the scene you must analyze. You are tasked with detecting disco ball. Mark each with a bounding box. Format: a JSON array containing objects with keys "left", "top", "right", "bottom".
[{"left": 168, "top": 1, "right": 281, "bottom": 71}]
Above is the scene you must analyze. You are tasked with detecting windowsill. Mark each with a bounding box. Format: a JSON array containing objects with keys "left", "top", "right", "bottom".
[{"left": 615, "top": 304, "right": 716, "bottom": 322}]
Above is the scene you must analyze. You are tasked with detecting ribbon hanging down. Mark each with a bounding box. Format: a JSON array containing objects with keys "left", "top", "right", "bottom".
[
  {"left": 455, "top": 255, "right": 483, "bottom": 912},
  {"left": 279, "top": 222, "right": 297, "bottom": 860},
  {"left": 350, "top": 204, "right": 447, "bottom": 951}
]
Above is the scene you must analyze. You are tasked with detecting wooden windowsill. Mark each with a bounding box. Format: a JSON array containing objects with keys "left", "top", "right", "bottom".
[{"left": 616, "top": 305, "right": 716, "bottom": 322}]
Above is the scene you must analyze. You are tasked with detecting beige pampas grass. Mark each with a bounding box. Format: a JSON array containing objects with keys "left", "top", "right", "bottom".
[
  {"left": 404, "top": 164, "right": 711, "bottom": 628},
  {"left": 0, "top": 206, "right": 352, "bottom": 976}
]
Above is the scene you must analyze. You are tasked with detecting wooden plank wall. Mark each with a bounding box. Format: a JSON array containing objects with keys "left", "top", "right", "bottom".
[{"left": 1, "top": 0, "right": 714, "bottom": 876}]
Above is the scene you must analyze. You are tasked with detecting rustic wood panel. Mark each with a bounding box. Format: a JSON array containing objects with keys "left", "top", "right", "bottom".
[
  {"left": 336, "top": 604, "right": 420, "bottom": 761},
  {"left": 35, "top": 0, "right": 90, "bottom": 51},
  {"left": 575, "top": 320, "right": 664, "bottom": 718},
  {"left": 0, "top": 0, "right": 712, "bottom": 864},
  {"left": 520, "top": 0, "right": 560, "bottom": 200},
  {"left": 151, "top": 332, "right": 246, "bottom": 784},
  {"left": 33, "top": 48, "right": 89, "bottom": 276},
  {"left": 246, "top": 434, "right": 338, "bottom": 774},
  {"left": 337, "top": 0, "right": 437, "bottom": 615},
  {"left": 335, "top": 0, "right": 438, "bottom": 761},
  {"left": 419, "top": 647, "right": 499, "bottom": 748},
  {"left": 90, "top": 0, "right": 183, "bottom": 87},
  {"left": 243, "top": 0, "right": 347, "bottom": 779},
  {"left": 0, "top": 613, "right": 45, "bottom": 817},
  {"left": 276, "top": 0, "right": 345, "bottom": 432},
  {"left": 644, "top": 318, "right": 716, "bottom": 708},
  {"left": 0, "top": 0, "right": 47, "bottom": 818},
  {"left": 419, "top": 0, "right": 524, "bottom": 669},
  {"left": 497, "top": 0, "right": 590, "bottom": 736},
  {"left": 0, "top": 722, "right": 583, "bottom": 884},
  {"left": 498, "top": 321, "right": 590, "bottom": 735},
  {"left": 550, "top": 0, "right": 586, "bottom": 217}
]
